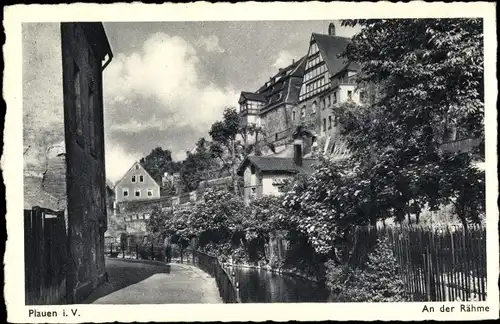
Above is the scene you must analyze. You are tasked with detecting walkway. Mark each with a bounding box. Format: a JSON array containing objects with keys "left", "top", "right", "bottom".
[{"left": 83, "top": 258, "right": 222, "bottom": 304}]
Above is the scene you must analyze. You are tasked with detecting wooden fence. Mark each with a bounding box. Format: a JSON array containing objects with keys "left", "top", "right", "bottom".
[
  {"left": 370, "top": 224, "right": 487, "bottom": 302},
  {"left": 24, "top": 207, "right": 68, "bottom": 305}
]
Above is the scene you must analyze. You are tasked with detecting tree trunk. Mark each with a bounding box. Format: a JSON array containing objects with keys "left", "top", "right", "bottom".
[{"left": 231, "top": 140, "right": 239, "bottom": 195}]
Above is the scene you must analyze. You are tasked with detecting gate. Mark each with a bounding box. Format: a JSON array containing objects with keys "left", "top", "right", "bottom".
[{"left": 24, "top": 207, "right": 68, "bottom": 305}]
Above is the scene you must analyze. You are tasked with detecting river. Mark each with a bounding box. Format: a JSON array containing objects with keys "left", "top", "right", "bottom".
[{"left": 229, "top": 266, "right": 334, "bottom": 303}]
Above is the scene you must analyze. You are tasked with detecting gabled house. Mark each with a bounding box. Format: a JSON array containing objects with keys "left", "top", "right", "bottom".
[
  {"left": 114, "top": 161, "right": 161, "bottom": 203},
  {"left": 295, "top": 23, "right": 369, "bottom": 157}
]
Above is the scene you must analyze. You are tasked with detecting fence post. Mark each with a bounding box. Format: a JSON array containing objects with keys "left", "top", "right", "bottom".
[
  {"left": 136, "top": 244, "right": 139, "bottom": 259},
  {"left": 151, "top": 242, "right": 154, "bottom": 260},
  {"left": 122, "top": 244, "right": 125, "bottom": 259},
  {"left": 110, "top": 243, "right": 113, "bottom": 256}
]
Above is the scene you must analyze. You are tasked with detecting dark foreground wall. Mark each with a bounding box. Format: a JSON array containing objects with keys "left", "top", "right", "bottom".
[{"left": 61, "top": 22, "right": 113, "bottom": 303}]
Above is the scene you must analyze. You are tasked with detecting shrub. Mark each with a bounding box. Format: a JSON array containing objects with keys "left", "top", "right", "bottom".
[{"left": 325, "top": 237, "right": 408, "bottom": 302}]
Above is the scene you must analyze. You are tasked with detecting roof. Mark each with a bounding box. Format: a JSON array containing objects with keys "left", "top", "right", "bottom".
[
  {"left": 312, "top": 33, "right": 360, "bottom": 77},
  {"left": 115, "top": 161, "right": 161, "bottom": 188},
  {"left": 80, "top": 23, "right": 113, "bottom": 61},
  {"left": 237, "top": 156, "right": 317, "bottom": 176},
  {"left": 106, "top": 179, "right": 115, "bottom": 190},
  {"left": 239, "top": 91, "right": 267, "bottom": 103},
  {"left": 240, "top": 56, "right": 307, "bottom": 113}
]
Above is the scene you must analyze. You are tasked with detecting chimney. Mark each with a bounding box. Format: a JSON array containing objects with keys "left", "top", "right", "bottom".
[
  {"left": 292, "top": 58, "right": 295, "bottom": 64},
  {"left": 293, "top": 138, "right": 303, "bottom": 167},
  {"left": 328, "top": 23, "right": 336, "bottom": 36}
]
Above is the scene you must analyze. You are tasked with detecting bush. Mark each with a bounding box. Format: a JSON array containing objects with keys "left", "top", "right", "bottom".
[{"left": 325, "top": 237, "right": 408, "bottom": 302}]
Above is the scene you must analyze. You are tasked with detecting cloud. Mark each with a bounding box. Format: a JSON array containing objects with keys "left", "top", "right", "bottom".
[
  {"left": 272, "top": 50, "right": 295, "bottom": 69},
  {"left": 105, "top": 143, "right": 142, "bottom": 183},
  {"left": 104, "top": 32, "right": 238, "bottom": 133},
  {"left": 196, "top": 35, "right": 225, "bottom": 53}
]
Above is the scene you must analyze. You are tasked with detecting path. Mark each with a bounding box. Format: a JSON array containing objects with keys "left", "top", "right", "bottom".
[{"left": 83, "top": 258, "right": 222, "bottom": 304}]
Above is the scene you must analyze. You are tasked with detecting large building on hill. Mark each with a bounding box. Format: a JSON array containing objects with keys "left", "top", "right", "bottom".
[
  {"left": 238, "top": 22, "right": 374, "bottom": 160},
  {"left": 238, "top": 56, "right": 307, "bottom": 155},
  {"left": 114, "top": 161, "right": 161, "bottom": 203}
]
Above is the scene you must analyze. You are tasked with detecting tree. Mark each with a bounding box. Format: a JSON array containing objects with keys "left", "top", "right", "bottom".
[
  {"left": 333, "top": 19, "right": 485, "bottom": 226},
  {"left": 140, "top": 147, "right": 181, "bottom": 195},
  {"left": 209, "top": 107, "right": 246, "bottom": 194},
  {"left": 179, "top": 138, "right": 219, "bottom": 192}
]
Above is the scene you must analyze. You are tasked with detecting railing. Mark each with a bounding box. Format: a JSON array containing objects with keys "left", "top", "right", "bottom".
[
  {"left": 331, "top": 76, "right": 356, "bottom": 88},
  {"left": 104, "top": 243, "right": 193, "bottom": 263},
  {"left": 193, "top": 250, "right": 241, "bottom": 303}
]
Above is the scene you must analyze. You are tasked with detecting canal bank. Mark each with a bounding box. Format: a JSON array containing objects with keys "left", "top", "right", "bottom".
[{"left": 225, "top": 265, "right": 332, "bottom": 303}]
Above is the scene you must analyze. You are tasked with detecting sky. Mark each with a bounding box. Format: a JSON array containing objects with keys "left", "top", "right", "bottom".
[{"left": 23, "top": 21, "right": 359, "bottom": 182}]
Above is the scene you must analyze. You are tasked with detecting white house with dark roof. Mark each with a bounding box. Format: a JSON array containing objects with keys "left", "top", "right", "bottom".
[
  {"left": 237, "top": 137, "right": 317, "bottom": 205},
  {"left": 238, "top": 22, "right": 372, "bottom": 160},
  {"left": 114, "top": 161, "right": 161, "bottom": 203}
]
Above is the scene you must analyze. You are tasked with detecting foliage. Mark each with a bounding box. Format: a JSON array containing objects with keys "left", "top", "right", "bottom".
[
  {"left": 145, "top": 206, "right": 169, "bottom": 241},
  {"left": 325, "top": 237, "right": 408, "bottom": 302},
  {"left": 282, "top": 157, "right": 375, "bottom": 257},
  {"left": 332, "top": 18, "right": 485, "bottom": 227},
  {"left": 209, "top": 107, "right": 247, "bottom": 194},
  {"left": 244, "top": 196, "right": 288, "bottom": 242},
  {"left": 179, "top": 138, "right": 221, "bottom": 192}
]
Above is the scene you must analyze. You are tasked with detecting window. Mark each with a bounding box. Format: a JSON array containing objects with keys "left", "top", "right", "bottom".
[
  {"left": 329, "top": 116, "right": 333, "bottom": 129},
  {"left": 139, "top": 175, "right": 144, "bottom": 183},
  {"left": 131, "top": 175, "right": 136, "bottom": 183},
  {"left": 135, "top": 189, "right": 141, "bottom": 197},
  {"left": 250, "top": 187, "right": 257, "bottom": 200},
  {"left": 360, "top": 90, "right": 367, "bottom": 103},
  {"left": 123, "top": 188, "right": 129, "bottom": 197},
  {"left": 322, "top": 98, "right": 326, "bottom": 110},
  {"left": 301, "top": 106, "right": 306, "bottom": 118},
  {"left": 250, "top": 165, "right": 256, "bottom": 175},
  {"left": 312, "top": 102, "right": 317, "bottom": 114},
  {"left": 292, "top": 111, "right": 296, "bottom": 121},
  {"left": 333, "top": 92, "right": 337, "bottom": 103},
  {"left": 322, "top": 118, "right": 327, "bottom": 133},
  {"left": 326, "top": 95, "right": 331, "bottom": 106},
  {"left": 147, "top": 189, "right": 153, "bottom": 197},
  {"left": 144, "top": 213, "right": 151, "bottom": 220},
  {"left": 275, "top": 133, "right": 278, "bottom": 141},
  {"left": 135, "top": 165, "right": 139, "bottom": 170},
  {"left": 348, "top": 91, "right": 353, "bottom": 100}
]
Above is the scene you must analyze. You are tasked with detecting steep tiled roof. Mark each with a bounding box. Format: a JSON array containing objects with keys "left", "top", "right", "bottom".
[
  {"left": 312, "top": 33, "right": 360, "bottom": 77},
  {"left": 240, "top": 56, "right": 306, "bottom": 113},
  {"left": 239, "top": 91, "right": 266, "bottom": 103},
  {"left": 237, "top": 156, "right": 317, "bottom": 176}
]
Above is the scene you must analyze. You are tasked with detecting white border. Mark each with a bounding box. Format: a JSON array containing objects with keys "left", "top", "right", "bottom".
[{"left": 3, "top": 2, "right": 498, "bottom": 322}]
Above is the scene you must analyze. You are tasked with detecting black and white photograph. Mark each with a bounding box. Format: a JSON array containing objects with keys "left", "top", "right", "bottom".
[{"left": 3, "top": 2, "right": 498, "bottom": 322}]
